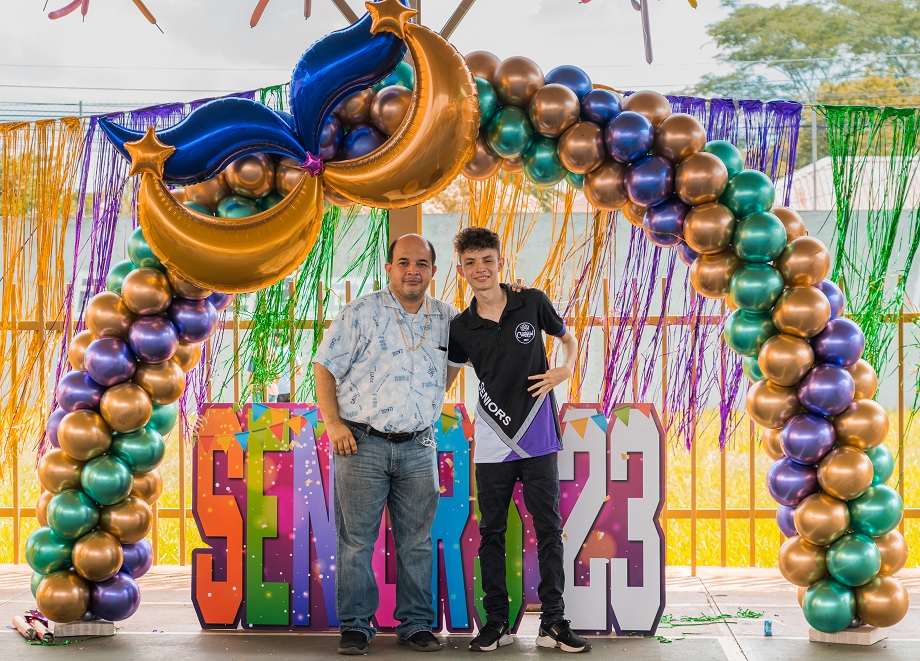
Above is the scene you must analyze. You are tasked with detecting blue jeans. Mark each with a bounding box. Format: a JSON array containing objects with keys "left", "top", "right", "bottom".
[{"left": 333, "top": 427, "right": 439, "bottom": 640}]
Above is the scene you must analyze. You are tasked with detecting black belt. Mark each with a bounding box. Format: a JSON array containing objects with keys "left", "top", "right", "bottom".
[{"left": 342, "top": 419, "right": 429, "bottom": 443}]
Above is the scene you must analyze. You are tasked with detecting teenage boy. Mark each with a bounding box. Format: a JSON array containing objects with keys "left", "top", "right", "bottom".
[{"left": 446, "top": 227, "right": 590, "bottom": 654}]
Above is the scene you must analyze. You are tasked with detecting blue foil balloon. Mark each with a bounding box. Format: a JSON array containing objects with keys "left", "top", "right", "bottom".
[
  {"left": 811, "top": 318, "right": 865, "bottom": 367},
  {"left": 798, "top": 364, "right": 855, "bottom": 417},
  {"left": 643, "top": 196, "right": 689, "bottom": 247},
  {"left": 341, "top": 124, "right": 388, "bottom": 160},
  {"left": 605, "top": 111, "right": 654, "bottom": 163},
  {"left": 767, "top": 457, "right": 819, "bottom": 507},
  {"left": 780, "top": 412, "right": 836, "bottom": 465},
  {"left": 626, "top": 155, "right": 674, "bottom": 208},
  {"left": 581, "top": 89, "right": 621, "bottom": 126},
  {"left": 817, "top": 279, "right": 845, "bottom": 318},
  {"left": 545, "top": 65, "right": 593, "bottom": 101}
]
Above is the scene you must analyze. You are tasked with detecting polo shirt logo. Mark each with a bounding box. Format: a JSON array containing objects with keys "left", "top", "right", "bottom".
[{"left": 515, "top": 322, "right": 536, "bottom": 344}]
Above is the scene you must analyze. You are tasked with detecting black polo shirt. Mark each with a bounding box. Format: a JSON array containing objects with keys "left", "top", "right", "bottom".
[{"left": 448, "top": 285, "right": 567, "bottom": 463}]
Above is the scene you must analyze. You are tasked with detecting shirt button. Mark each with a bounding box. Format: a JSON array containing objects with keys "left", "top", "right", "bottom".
[{"left": 497, "top": 326, "right": 501, "bottom": 330}]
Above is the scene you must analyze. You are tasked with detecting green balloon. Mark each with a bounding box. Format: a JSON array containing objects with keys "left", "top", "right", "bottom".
[
  {"left": 866, "top": 445, "right": 894, "bottom": 485},
  {"left": 723, "top": 309, "right": 778, "bottom": 357},
  {"left": 81, "top": 455, "right": 135, "bottom": 506},
  {"left": 733, "top": 212, "right": 787, "bottom": 263},
  {"left": 31, "top": 571, "right": 46, "bottom": 598},
  {"left": 184, "top": 200, "right": 214, "bottom": 215},
  {"left": 719, "top": 170, "right": 776, "bottom": 219},
  {"left": 827, "top": 533, "right": 881, "bottom": 587},
  {"left": 486, "top": 106, "right": 534, "bottom": 159},
  {"left": 565, "top": 171, "right": 585, "bottom": 190},
  {"left": 703, "top": 140, "right": 744, "bottom": 179},
  {"left": 522, "top": 136, "right": 567, "bottom": 187},
  {"left": 111, "top": 427, "right": 166, "bottom": 474},
  {"left": 105, "top": 260, "right": 136, "bottom": 296},
  {"left": 803, "top": 578, "right": 856, "bottom": 634},
  {"left": 127, "top": 226, "right": 165, "bottom": 272},
  {"left": 148, "top": 402, "right": 180, "bottom": 436},
  {"left": 25, "top": 526, "right": 74, "bottom": 575},
  {"left": 47, "top": 489, "right": 100, "bottom": 540},
  {"left": 742, "top": 355, "right": 765, "bottom": 383},
  {"left": 257, "top": 190, "right": 285, "bottom": 211},
  {"left": 216, "top": 195, "right": 261, "bottom": 219},
  {"left": 475, "top": 77, "right": 499, "bottom": 128},
  {"left": 374, "top": 60, "right": 414, "bottom": 91},
  {"left": 729, "top": 263, "right": 785, "bottom": 311},
  {"left": 847, "top": 485, "right": 903, "bottom": 537}
]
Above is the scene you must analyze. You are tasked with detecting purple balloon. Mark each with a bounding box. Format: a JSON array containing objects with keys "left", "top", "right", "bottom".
[
  {"left": 90, "top": 572, "right": 141, "bottom": 622},
  {"left": 677, "top": 242, "right": 700, "bottom": 267},
  {"left": 643, "top": 196, "right": 689, "bottom": 248},
  {"left": 129, "top": 316, "right": 179, "bottom": 363},
  {"left": 776, "top": 505, "right": 798, "bottom": 537},
  {"left": 581, "top": 89, "right": 621, "bottom": 126},
  {"left": 605, "top": 111, "right": 654, "bottom": 163},
  {"left": 798, "top": 364, "right": 855, "bottom": 416},
  {"left": 780, "top": 412, "right": 837, "bottom": 465},
  {"left": 56, "top": 370, "right": 106, "bottom": 413},
  {"left": 45, "top": 407, "right": 67, "bottom": 448},
  {"left": 120, "top": 539, "right": 153, "bottom": 579},
  {"left": 626, "top": 155, "right": 674, "bottom": 208},
  {"left": 341, "top": 124, "right": 387, "bottom": 160},
  {"left": 545, "top": 65, "right": 593, "bottom": 101},
  {"left": 84, "top": 337, "right": 137, "bottom": 387},
  {"left": 811, "top": 317, "right": 865, "bottom": 367},
  {"left": 816, "top": 280, "right": 845, "bottom": 318},
  {"left": 168, "top": 297, "right": 218, "bottom": 343},
  {"left": 319, "top": 113, "right": 344, "bottom": 161},
  {"left": 767, "top": 457, "right": 819, "bottom": 507},
  {"left": 208, "top": 291, "right": 234, "bottom": 312}
]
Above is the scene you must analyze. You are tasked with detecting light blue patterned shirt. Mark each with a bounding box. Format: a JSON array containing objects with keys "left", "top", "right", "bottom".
[{"left": 314, "top": 287, "right": 458, "bottom": 433}]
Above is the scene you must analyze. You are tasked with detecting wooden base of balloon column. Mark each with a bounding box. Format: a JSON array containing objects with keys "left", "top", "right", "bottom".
[
  {"left": 809, "top": 626, "right": 887, "bottom": 646},
  {"left": 48, "top": 618, "right": 115, "bottom": 637}
]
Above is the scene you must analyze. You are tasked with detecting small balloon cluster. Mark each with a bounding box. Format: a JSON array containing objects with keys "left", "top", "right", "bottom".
[{"left": 26, "top": 228, "right": 231, "bottom": 625}]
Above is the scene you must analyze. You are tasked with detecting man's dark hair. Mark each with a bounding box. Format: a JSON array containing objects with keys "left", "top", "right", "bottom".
[
  {"left": 387, "top": 235, "right": 437, "bottom": 265},
  {"left": 453, "top": 227, "right": 501, "bottom": 258}
]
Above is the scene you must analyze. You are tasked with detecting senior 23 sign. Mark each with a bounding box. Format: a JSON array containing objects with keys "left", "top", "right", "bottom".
[{"left": 191, "top": 402, "right": 665, "bottom": 635}]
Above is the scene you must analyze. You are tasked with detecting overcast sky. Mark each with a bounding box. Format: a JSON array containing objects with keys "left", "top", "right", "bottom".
[{"left": 1, "top": 1, "right": 733, "bottom": 118}]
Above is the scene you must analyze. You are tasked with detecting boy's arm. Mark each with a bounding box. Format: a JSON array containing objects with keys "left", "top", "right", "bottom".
[
  {"left": 446, "top": 363, "right": 463, "bottom": 390},
  {"left": 527, "top": 330, "right": 577, "bottom": 398}
]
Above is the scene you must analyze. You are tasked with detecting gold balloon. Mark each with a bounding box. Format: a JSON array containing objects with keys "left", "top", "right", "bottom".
[
  {"left": 68, "top": 330, "right": 95, "bottom": 371},
  {"left": 462, "top": 136, "right": 502, "bottom": 181},
  {"left": 771, "top": 286, "right": 831, "bottom": 338},
  {"left": 817, "top": 446, "right": 874, "bottom": 501},
  {"left": 746, "top": 379, "right": 802, "bottom": 429},
  {"left": 133, "top": 360, "right": 186, "bottom": 405},
  {"left": 762, "top": 427, "right": 785, "bottom": 460},
  {"left": 675, "top": 153, "right": 729, "bottom": 206},
  {"left": 794, "top": 492, "right": 850, "bottom": 546},
  {"left": 334, "top": 88, "right": 375, "bottom": 126},
  {"left": 689, "top": 248, "right": 742, "bottom": 299},
  {"left": 528, "top": 83, "right": 580, "bottom": 137},
  {"left": 166, "top": 270, "right": 211, "bottom": 300},
  {"left": 622, "top": 201, "right": 647, "bottom": 228},
  {"left": 771, "top": 205, "right": 807, "bottom": 241},
  {"left": 371, "top": 84, "right": 412, "bottom": 136},
  {"left": 57, "top": 410, "right": 112, "bottom": 461},
  {"left": 323, "top": 23, "right": 479, "bottom": 208},
  {"left": 72, "top": 531, "right": 124, "bottom": 582},
  {"left": 324, "top": 188, "right": 355, "bottom": 208},
  {"left": 833, "top": 399, "right": 889, "bottom": 451},
  {"left": 583, "top": 159, "right": 628, "bottom": 210},
  {"left": 622, "top": 90, "right": 672, "bottom": 127},
  {"left": 797, "top": 586, "right": 807, "bottom": 607},
  {"left": 121, "top": 268, "right": 173, "bottom": 315},
  {"left": 131, "top": 469, "right": 163, "bottom": 506},
  {"left": 501, "top": 157, "right": 523, "bottom": 174},
  {"left": 855, "top": 576, "right": 910, "bottom": 628},
  {"left": 775, "top": 236, "right": 831, "bottom": 287},
  {"left": 85, "top": 291, "right": 137, "bottom": 339},
  {"left": 38, "top": 448, "right": 86, "bottom": 493},
  {"left": 758, "top": 333, "right": 814, "bottom": 387},
  {"left": 171, "top": 341, "right": 203, "bottom": 373},
  {"left": 848, "top": 360, "right": 879, "bottom": 400},
  {"left": 653, "top": 113, "right": 707, "bottom": 163},
  {"left": 36, "top": 490, "right": 54, "bottom": 527},
  {"left": 465, "top": 50, "right": 501, "bottom": 84},
  {"left": 224, "top": 153, "right": 276, "bottom": 199},
  {"left": 684, "top": 203, "right": 735, "bottom": 254},
  {"left": 778, "top": 535, "right": 829, "bottom": 587},
  {"left": 184, "top": 172, "right": 231, "bottom": 212},
  {"left": 493, "top": 55, "right": 544, "bottom": 107},
  {"left": 558, "top": 121, "right": 605, "bottom": 175},
  {"left": 275, "top": 157, "right": 306, "bottom": 197},
  {"left": 874, "top": 530, "right": 908, "bottom": 575},
  {"left": 100, "top": 382, "right": 153, "bottom": 433},
  {"left": 100, "top": 496, "right": 152, "bottom": 544},
  {"left": 35, "top": 570, "right": 90, "bottom": 623}
]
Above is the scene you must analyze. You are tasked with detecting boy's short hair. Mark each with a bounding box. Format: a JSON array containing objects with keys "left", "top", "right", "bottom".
[{"left": 453, "top": 227, "right": 501, "bottom": 258}]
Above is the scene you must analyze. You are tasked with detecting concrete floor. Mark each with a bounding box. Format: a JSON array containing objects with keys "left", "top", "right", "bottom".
[{"left": 2, "top": 565, "right": 920, "bottom": 660}]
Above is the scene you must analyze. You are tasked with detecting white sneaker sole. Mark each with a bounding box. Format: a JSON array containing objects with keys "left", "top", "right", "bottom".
[
  {"left": 470, "top": 633, "right": 513, "bottom": 652},
  {"left": 536, "top": 635, "right": 588, "bottom": 653}
]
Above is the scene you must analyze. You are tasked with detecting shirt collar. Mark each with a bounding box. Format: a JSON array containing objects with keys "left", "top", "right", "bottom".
[
  {"left": 467, "top": 283, "right": 522, "bottom": 328},
  {"left": 382, "top": 285, "right": 442, "bottom": 316}
]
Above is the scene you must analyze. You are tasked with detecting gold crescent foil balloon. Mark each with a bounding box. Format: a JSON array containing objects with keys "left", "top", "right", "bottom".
[
  {"left": 676, "top": 153, "right": 729, "bottom": 206},
  {"left": 684, "top": 202, "right": 735, "bottom": 254},
  {"left": 771, "top": 286, "right": 832, "bottom": 338},
  {"left": 323, "top": 20, "right": 480, "bottom": 208},
  {"left": 558, "top": 122, "right": 605, "bottom": 175},
  {"left": 528, "top": 83, "right": 580, "bottom": 137},
  {"left": 133, "top": 360, "right": 186, "bottom": 405},
  {"left": 778, "top": 535, "right": 829, "bottom": 587},
  {"left": 833, "top": 399, "right": 889, "bottom": 451},
  {"left": 127, "top": 128, "right": 324, "bottom": 294},
  {"left": 465, "top": 50, "right": 501, "bottom": 84},
  {"left": 817, "top": 446, "right": 874, "bottom": 501},
  {"left": 38, "top": 448, "right": 86, "bottom": 493},
  {"left": 746, "top": 379, "right": 802, "bottom": 429},
  {"left": 689, "top": 248, "right": 742, "bottom": 299},
  {"left": 462, "top": 136, "right": 502, "bottom": 181},
  {"left": 762, "top": 427, "right": 785, "bottom": 461},
  {"left": 493, "top": 56, "right": 544, "bottom": 108},
  {"left": 583, "top": 159, "right": 629, "bottom": 210},
  {"left": 184, "top": 172, "right": 231, "bottom": 212},
  {"left": 847, "top": 360, "right": 879, "bottom": 400},
  {"left": 100, "top": 496, "right": 152, "bottom": 544},
  {"left": 371, "top": 84, "right": 412, "bottom": 136},
  {"left": 653, "top": 113, "right": 707, "bottom": 163},
  {"left": 68, "top": 330, "right": 96, "bottom": 370},
  {"left": 131, "top": 469, "right": 163, "bottom": 506},
  {"left": 275, "top": 157, "right": 306, "bottom": 197},
  {"left": 622, "top": 90, "right": 672, "bottom": 127},
  {"left": 875, "top": 530, "right": 908, "bottom": 575},
  {"left": 35, "top": 571, "right": 90, "bottom": 623},
  {"left": 324, "top": 188, "right": 355, "bottom": 208},
  {"left": 793, "top": 492, "right": 850, "bottom": 546},
  {"left": 501, "top": 157, "right": 523, "bottom": 174},
  {"left": 121, "top": 268, "right": 173, "bottom": 316},
  {"left": 171, "top": 341, "right": 204, "bottom": 373},
  {"left": 758, "top": 333, "right": 815, "bottom": 387},
  {"left": 771, "top": 205, "right": 807, "bottom": 240},
  {"left": 171, "top": 188, "right": 187, "bottom": 204},
  {"left": 855, "top": 576, "right": 909, "bottom": 628},
  {"left": 622, "top": 201, "right": 647, "bottom": 228},
  {"left": 72, "top": 530, "right": 124, "bottom": 582},
  {"left": 36, "top": 490, "right": 54, "bottom": 527},
  {"left": 100, "top": 382, "right": 153, "bottom": 433},
  {"left": 334, "top": 88, "right": 375, "bottom": 126},
  {"left": 57, "top": 410, "right": 113, "bottom": 461},
  {"left": 167, "top": 271, "right": 211, "bottom": 300},
  {"left": 775, "top": 236, "right": 831, "bottom": 287},
  {"left": 85, "top": 291, "right": 137, "bottom": 339},
  {"left": 224, "top": 153, "right": 276, "bottom": 199}
]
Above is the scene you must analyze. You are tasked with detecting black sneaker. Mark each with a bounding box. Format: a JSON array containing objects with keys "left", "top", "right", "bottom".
[
  {"left": 397, "top": 630, "right": 444, "bottom": 652},
  {"left": 337, "top": 630, "right": 369, "bottom": 655},
  {"left": 469, "top": 621, "right": 513, "bottom": 652},
  {"left": 536, "top": 620, "right": 591, "bottom": 653}
]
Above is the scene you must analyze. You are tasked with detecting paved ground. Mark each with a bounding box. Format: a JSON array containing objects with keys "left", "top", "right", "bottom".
[{"left": 2, "top": 565, "right": 919, "bottom": 660}]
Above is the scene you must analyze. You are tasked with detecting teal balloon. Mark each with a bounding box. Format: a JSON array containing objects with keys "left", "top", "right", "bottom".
[
  {"left": 719, "top": 170, "right": 776, "bottom": 219},
  {"left": 47, "top": 489, "right": 100, "bottom": 540},
  {"left": 216, "top": 195, "right": 261, "bottom": 219},
  {"left": 733, "top": 212, "right": 787, "bottom": 263},
  {"left": 105, "top": 260, "right": 136, "bottom": 296},
  {"left": 565, "top": 171, "right": 585, "bottom": 190},
  {"left": 148, "top": 402, "right": 180, "bottom": 437},
  {"left": 25, "top": 527, "right": 74, "bottom": 575},
  {"left": 803, "top": 578, "right": 856, "bottom": 634},
  {"left": 847, "top": 484, "right": 903, "bottom": 536},
  {"left": 111, "top": 427, "right": 166, "bottom": 473},
  {"left": 742, "top": 355, "right": 765, "bottom": 383},
  {"left": 522, "top": 136, "right": 567, "bottom": 187},
  {"left": 127, "top": 227, "right": 165, "bottom": 272},
  {"left": 827, "top": 533, "right": 881, "bottom": 587},
  {"left": 475, "top": 77, "right": 499, "bottom": 128},
  {"left": 723, "top": 309, "right": 778, "bottom": 357},
  {"left": 729, "top": 263, "right": 785, "bottom": 311},
  {"left": 486, "top": 106, "right": 534, "bottom": 159},
  {"left": 703, "top": 140, "right": 744, "bottom": 179},
  {"left": 866, "top": 445, "right": 894, "bottom": 485},
  {"left": 257, "top": 190, "right": 285, "bottom": 211},
  {"left": 374, "top": 60, "right": 414, "bottom": 91},
  {"left": 31, "top": 571, "right": 46, "bottom": 598},
  {"left": 184, "top": 200, "right": 214, "bottom": 215},
  {"left": 81, "top": 455, "right": 134, "bottom": 506}
]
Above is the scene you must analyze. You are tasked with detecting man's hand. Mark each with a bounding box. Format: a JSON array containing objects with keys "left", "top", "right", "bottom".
[
  {"left": 327, "top": 421, "right": 358, "bottom": 456},
  {"left": 527, "top": 367, "right": 570, "bottom": 397},
  {"left": 507, "top": 282, "right": 526, "bottom": 293}
]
